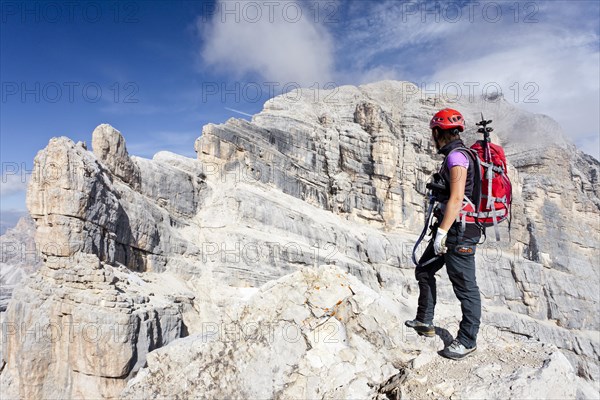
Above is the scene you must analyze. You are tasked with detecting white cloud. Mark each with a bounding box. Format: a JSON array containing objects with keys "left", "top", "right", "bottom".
[
  {"left": 337, "top": 65, "right": 404, "bottom": 86},
  {"left": 195, "top": 1, "right": 599, "bottom": 159},
  {"left": 424, "top": 24, "right": 599, "bottom": 160},
  {"left": 198, "top": 0, "right": 335, "bottom": 87},
  {"left": 338, "top": 1, "right": 467, "bottom": 71},
  {"left": 333, "top": 1, "right": 600, "bottom": 160},
  {"left": 0, "top": 173, "right": 28, "bottom": 198}
]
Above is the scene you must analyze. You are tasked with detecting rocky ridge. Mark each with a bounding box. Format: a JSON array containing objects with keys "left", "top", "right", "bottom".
[
  {"left": 0, "top": 81, "right": 598, "bottom": 398},
  {"left": 121, "top": 264, "right": 588, "bottom": 399}
]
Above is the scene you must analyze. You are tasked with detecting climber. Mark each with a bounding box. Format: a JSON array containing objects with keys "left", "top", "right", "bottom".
[{"left": 406, "top": 108, "right": 482, "bottom": 360}]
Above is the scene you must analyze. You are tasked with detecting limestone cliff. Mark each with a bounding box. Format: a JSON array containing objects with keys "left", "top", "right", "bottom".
[
  {"left": 0, "top": 81, "right": 598, "bottom": 399},
  {"left": 0, "top": 216, "right": 41, "bottom": 312}
]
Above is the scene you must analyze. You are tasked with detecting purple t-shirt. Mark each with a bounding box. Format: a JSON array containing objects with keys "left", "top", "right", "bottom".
[{"left": 447, "top": 151, "right": 469, "bottom": 169}]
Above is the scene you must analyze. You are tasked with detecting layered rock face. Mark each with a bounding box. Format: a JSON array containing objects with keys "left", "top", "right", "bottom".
[
  {"left": 1, "top": 81, "right": 598, "bottom": 398},
  {"left": 1, "top": 253, "right": 187, "bottom": 399},
  {"left": 25, "top": 125, "right": 209, "bottom": 272},
  {"left": 0, "top": 216, "right": 41, "bottom": 311}
]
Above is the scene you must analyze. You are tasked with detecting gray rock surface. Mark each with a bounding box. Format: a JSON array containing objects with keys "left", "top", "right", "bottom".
[
  {"left": 92, "top": 124, "right": 141, "bottom": 189},
  {"left": 122, "top": 265, "right": 590, "bottom": 400},
  {"left": 0, "top": 216, "right": 41, "bottom": 311},
  {"left": 1, "top": 81, "right": 598, "bottom": 398},
  {"left": 25, "top": 133, "right": 209, "bottom": 272},
  {"left": 122, "top": 265, "right": 408, "bottom": 399},
  {"left": 0, "top": 253, "right": 191, "bottom": 399}
]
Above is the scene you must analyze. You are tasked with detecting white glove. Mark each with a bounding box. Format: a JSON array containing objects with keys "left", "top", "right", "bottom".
[{"left": 434, "top": 228, "right": 448, "bottom": 255}]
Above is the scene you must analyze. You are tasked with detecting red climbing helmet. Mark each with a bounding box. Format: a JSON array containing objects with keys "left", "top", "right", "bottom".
[{"left": 430, "top": 108, "right": 465, "bottom": 132}]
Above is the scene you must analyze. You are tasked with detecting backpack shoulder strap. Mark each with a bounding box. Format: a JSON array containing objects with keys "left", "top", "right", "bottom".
[{"left": 449, "top": 147, "right": 482, "bottom": 204}]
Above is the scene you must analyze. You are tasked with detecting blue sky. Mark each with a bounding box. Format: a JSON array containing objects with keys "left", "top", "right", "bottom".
[{"left": 1, "top": 0, "right": 599, "bottom": 233}]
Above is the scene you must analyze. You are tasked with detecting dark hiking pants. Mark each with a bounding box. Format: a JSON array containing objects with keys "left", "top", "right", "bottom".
[{"left": 414, "top": 236, "right": 481, "bottom": 349}]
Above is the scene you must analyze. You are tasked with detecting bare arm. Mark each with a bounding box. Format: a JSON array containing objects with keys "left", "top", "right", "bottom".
[{"left": 439, "top": 166, "right": 467, "bottom": 232}]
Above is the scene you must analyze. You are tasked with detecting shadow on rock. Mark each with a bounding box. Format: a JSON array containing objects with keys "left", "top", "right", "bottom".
[{"left": 435, "top": 326, "right": 454, "bottom": 347}]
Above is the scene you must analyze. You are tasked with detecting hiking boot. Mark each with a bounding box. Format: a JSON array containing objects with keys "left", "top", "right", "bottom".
[
  {"left": 440, "top": 339, "right": 477, "bottom": 360},
  {"left": 404, "top": 319, "right": 435, "bottom": 337}
]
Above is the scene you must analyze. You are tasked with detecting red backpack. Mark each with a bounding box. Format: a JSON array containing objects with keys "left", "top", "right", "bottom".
[
  {"left": 470, "top": 141, "right": 512, "bottom": 236},
  {"left": 458, "top": 118, "right": 512, "bottom": 241}
]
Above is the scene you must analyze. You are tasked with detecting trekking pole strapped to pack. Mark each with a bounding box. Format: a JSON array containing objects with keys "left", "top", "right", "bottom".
[{"left": 470, "top": 114, "right": 512, "bottom": 241}]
